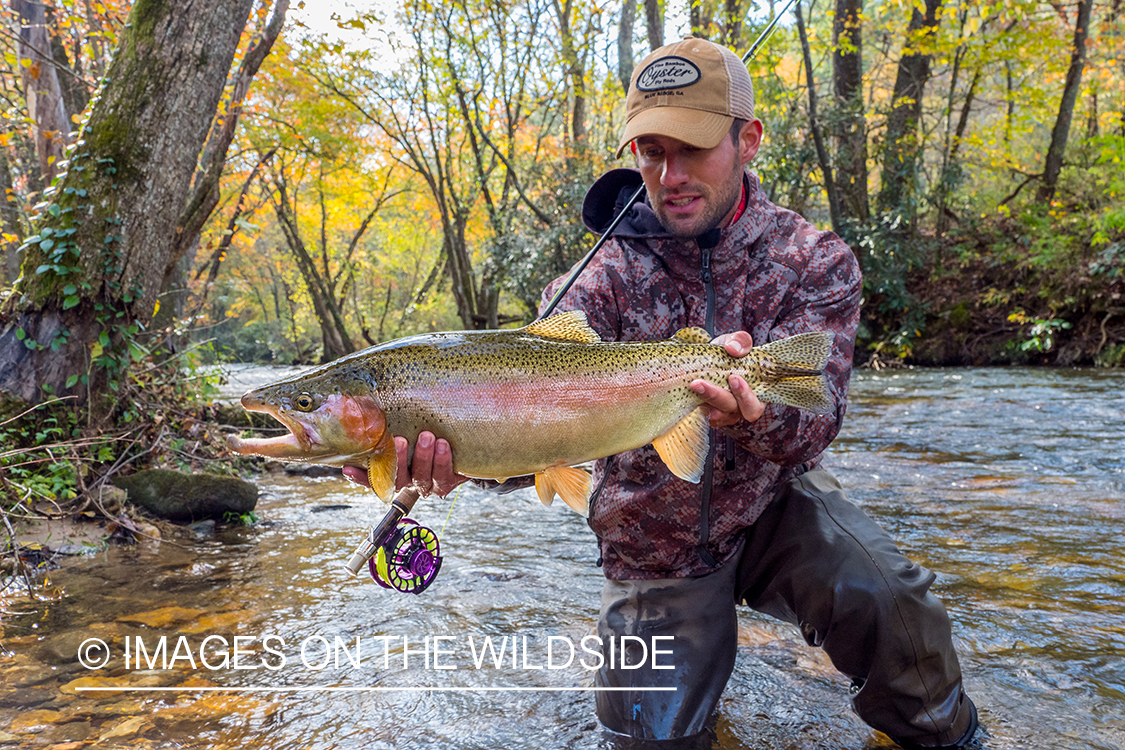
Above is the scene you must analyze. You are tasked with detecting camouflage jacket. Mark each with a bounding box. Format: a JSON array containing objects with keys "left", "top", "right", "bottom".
[{"left": 540, "top": 168, "right": 862, "bottom": 580}]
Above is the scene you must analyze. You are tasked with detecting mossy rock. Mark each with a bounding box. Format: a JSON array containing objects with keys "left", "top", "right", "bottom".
[{"left": 113, "top": 469, "right": 258, "bottom": 523}]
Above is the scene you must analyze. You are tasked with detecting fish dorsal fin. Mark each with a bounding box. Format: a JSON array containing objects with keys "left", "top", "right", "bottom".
[
  {"left": 672, "top": 327, "right": 712, "bottom": 345},
  {"left": 652, "top": 408, "right": 711, "bottom": 483},
  {"left": 534, "top": 465, "right": 592, "bottom": 517},
  {"left": 524, "top": 311, "right": 601, "bottom": 344}
]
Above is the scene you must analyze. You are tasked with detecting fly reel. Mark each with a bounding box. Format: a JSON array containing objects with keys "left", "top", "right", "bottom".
[
  {"left": 343, "top": 487, "right": 444, "bottom": 594},
  {"left": 368, "top": 518, "right": 442, "bottom": 594}
]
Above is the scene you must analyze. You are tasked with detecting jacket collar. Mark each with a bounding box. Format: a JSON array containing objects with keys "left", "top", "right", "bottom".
[{"left": 581, "top": 168, "right": 773, "bottom": 254}]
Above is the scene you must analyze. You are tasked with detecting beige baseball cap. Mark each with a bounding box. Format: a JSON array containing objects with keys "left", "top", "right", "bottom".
[{"left": 617, "top": 37, "right": 756, "bottom": 158}]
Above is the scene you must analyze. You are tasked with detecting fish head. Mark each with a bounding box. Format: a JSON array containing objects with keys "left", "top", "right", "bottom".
[{"left": 226, "top": 371, "right": 387, "bottom": 465}]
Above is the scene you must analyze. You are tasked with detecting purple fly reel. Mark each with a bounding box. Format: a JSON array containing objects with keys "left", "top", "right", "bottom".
[{"left": 368, "top": 518, "right": 442, "bottom": 594}]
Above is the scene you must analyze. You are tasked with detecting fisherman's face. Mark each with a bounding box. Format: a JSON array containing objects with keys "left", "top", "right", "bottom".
[{"left": 634, "top": 120, "right": 762, "bottom": 238}]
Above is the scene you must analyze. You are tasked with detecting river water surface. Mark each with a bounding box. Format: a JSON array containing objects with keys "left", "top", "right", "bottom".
[{"left": 1, "top": 366, "right": 1123, "bottom": 749}]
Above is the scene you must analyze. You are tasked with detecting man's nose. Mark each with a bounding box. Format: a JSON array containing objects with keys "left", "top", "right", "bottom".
[{"left": 660, "top": 152, "right": 689, "bottom": 187}]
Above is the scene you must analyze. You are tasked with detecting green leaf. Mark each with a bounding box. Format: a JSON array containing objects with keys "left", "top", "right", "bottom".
[
  {"left": 63, "top": 284, "right": 77, "bottom": 295},
  {"left": 39, "top": 239, "right": 54, "bottom": 251},
  {"left": 36, "top": 264, "right": 52, "bottom": 275},
  {"left": 62, "top": 295, "right": 80, "bottom": 310},
  {"left": 66, "top": 374, "right": 79, "bottom": 388},
  {"left": 47, "top": 204, "right": 61, "bottom": 217},
  {"left": 14, "top": 327, "right": 25, "bottom": 341}
]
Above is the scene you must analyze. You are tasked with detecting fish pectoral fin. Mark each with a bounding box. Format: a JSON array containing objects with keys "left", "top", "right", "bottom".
[
  {"left": 652, "top": 408, "right": 711, "bottom": 483},
  {"left": 367, "top": 442, "right": 397, "bottom": 503},
  {"left": 534, "top": 466, "right": 592, "bottom": 518}
]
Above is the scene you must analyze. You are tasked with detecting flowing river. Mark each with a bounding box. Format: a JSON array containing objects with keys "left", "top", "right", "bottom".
[{"left": 1, "top": 366, "right": 1123, "bottom": 749}]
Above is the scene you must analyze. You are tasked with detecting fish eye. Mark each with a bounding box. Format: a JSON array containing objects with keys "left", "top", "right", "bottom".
[{"left": 294, "top": 393, "right": 315, "bottom": 412}]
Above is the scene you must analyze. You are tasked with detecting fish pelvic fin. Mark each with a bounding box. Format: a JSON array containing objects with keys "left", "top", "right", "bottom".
[
  {"left": 524, "top": 310, "right": 601, "bottom": 343},
  {"left": 671, "top": 326, "right": 712, "bottom": 345},
  {"left": 652, "top": 407, "right": 711, "bottom": 483},
  {"left": 753, "top": 331, "right": 836, "bottom": 415},
  {"left": 367, "top": 438, "right": 397, "bottom": 503},
  {"left": 534, "top": 466, "right": 592, "bottom": 518}
]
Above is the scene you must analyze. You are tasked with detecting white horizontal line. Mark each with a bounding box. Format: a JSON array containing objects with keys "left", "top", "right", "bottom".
[{"left": 74, "top": 686, "right": 677, "bottom": 693}]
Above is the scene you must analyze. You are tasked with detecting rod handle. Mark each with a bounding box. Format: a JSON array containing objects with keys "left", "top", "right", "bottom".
[{"left": 343, "top": 486, "right": 423, "bottom": 576}]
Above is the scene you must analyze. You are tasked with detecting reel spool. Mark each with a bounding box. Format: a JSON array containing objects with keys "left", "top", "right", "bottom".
[{"left": 368, "top": 518, "right": 442, "bottom": 594}]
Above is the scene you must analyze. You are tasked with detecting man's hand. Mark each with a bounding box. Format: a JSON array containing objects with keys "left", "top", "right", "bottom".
[
  {"left": 690, "top": 331, "right": 765, "bottom": 428},
  {"left": 341, "top": 431, "right": 469, "bottom": 497}
]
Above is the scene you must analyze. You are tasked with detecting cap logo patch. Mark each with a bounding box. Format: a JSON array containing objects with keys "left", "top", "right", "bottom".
[{"left": 636, "top": 56, "right": 701, "bottom": 92}]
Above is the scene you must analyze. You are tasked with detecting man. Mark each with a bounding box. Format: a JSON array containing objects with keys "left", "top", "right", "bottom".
[{"left": 348, "top": 37, "right": 980, "bottom": 750}]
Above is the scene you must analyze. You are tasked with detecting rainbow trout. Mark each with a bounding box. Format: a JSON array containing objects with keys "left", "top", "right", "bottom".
[{"left": 227, "top": 311, "right": 833, "bottom": 516}]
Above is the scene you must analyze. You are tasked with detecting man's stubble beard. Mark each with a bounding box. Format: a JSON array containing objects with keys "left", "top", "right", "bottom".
[{"left": 651, "top": 161, "right": 745, "bottom": 239}]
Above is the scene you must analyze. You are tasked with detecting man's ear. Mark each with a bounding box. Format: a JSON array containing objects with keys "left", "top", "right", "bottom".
[{"left": 739, "top": 119, "right": 764, "bottom": 165}]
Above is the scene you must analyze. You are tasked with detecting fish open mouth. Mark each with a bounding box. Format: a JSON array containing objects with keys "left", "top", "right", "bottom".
[{"left": 226, "top": 395, "right": 319, "bottom": 459}]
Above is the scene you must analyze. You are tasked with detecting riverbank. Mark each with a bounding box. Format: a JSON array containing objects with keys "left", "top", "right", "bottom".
[{"left": 856, "top": 221, "right": 1125, "bottom": 368}]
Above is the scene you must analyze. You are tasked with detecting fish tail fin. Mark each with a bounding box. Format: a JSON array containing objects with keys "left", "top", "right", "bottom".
[
  {"left": 652, "top": 407, "right": 710, "bottom": 483},
  {"left": 535, "top": 466, "right": 592, "bottom": 517},
  {"left": 752, "top": 332, "right": 835, "bottom": 415},
  {"left": 755, "top": 331, "right": 834, "bottom": 371},
  {"left": 756, "top": 375, "right": 833, "bottom": 414}
]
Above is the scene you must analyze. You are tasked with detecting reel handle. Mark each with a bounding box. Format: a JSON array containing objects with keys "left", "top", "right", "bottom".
[{"left": 344, "top": 486, "right": 422, "bottom": 576}]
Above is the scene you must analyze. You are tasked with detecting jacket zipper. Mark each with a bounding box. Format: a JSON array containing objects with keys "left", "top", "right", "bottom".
[{"left": 697, "top": 243, "right": 718, "bottom": 568}]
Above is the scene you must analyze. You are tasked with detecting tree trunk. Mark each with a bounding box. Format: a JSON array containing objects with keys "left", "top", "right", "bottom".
[
  {"left": 1037, "top": 0, "right": 1093, "bottom": 203},
  {"left": 0, "top": 0, "right": 255, "bottom": 405},
  {"left": 155, "top": 0, "right": 289, "bottom": 334},
  {"left": 689, "top": 0, "right": 714, "bottom": 38},
  {"left": 876, "top": 0, "right": 942, "bottom": 223},
  {"left": 832, "top": 0, "right": 869, "bottom": 227},
  {"left": 618, "top": 0, "right": 636, "bottom": 93},
  {"left": 796, "top": 0, "right": 841, "bottom": 234},
  {"left": 644, "top": 0, "right": 663, "bottom": 50},
  {"left": 0, "top": 149, "right": 24, "bottom": 283},
  {"left": 272, "top": 171, "right": 356, "bottom": 362},
  {"left": 13, "top": 0, "right": 71, "bottom": 185},
  {"left": 554, "top": 0, "right": 588, "bottom": 146}
]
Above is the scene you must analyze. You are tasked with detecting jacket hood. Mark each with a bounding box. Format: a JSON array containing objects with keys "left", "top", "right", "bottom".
[{"left": 581, "top": 169, "right": 669, "bottom": 239}]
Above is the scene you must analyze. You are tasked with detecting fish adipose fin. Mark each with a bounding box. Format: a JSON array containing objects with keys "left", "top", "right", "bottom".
[
  {"left": 524, "top": 311, "right": 601, "bottom": 344},
  {"left": 652, "top": 407, "right": 711, "bottom": 483},
  {"left": 367, "top": 441, "right": 397, "bottom": 503},
  {"left": 534, "top": 466, "right": 592, "bottom": 517},
  {"left": 755, "top": 331, "right": 836, "bottom": 415}
]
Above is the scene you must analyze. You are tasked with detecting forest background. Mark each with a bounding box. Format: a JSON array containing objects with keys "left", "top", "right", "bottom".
[{"left": 0, "top": 0, "right": 1122, "bottom": 514}]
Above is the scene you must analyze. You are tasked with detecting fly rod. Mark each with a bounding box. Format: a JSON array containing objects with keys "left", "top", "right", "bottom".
[{"left": 538, "top": 0, "right": 799, "bottom": 321}]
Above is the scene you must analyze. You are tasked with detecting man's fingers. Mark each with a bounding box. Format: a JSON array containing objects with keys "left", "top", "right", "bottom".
[
  {"left": 691, "top": 375, "right": 765, "bottom": 427},
  {"left": 691, "top": 379, "right": 737, "bottom": 413},
  {"left": 342, "top": 466, "right": 371, "bottom": 489},
  {"left": 729, "top": 375, "right": 765, "bottom": 422},
  {"left": 431, "top": 438, "right": 458, "bottom": 496},
  {"left": 711, "top": 331, "right": 753, "bottom": 358},
  {"left": 394, "top": 436, "right": 410, "bottom": 491},
  {"left": 411, "top": 432, "right": 436, "bottom": 495}
]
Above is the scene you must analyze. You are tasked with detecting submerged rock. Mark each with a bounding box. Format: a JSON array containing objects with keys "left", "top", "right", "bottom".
[{"left": 112, "top": 469, "right": 258, "bottom": 523}]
